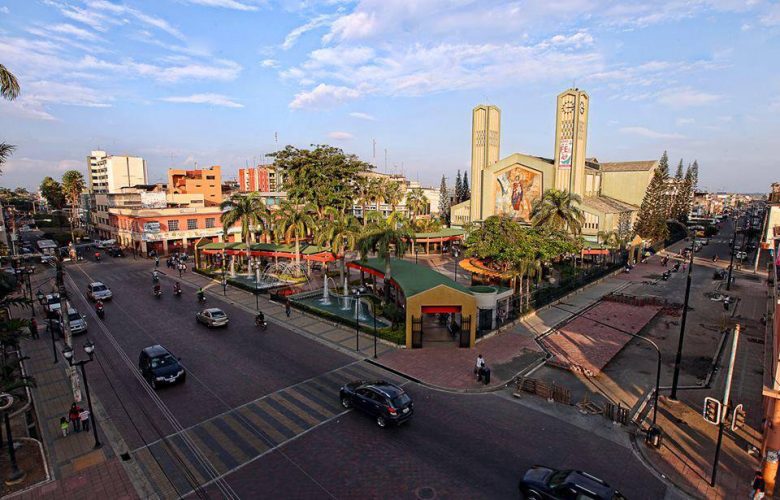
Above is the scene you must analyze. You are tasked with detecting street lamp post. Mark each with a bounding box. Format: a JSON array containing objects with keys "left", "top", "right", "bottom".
[
  {"left": 25, "top": 268, "right": 35, "bottom": 318},
  {"left": 37, "top": 290, "right": 58, "bottom": 364},
  {"left": 1, "top": 392, "right": 25, "bottom": 485},
  {"left": 352, "top": 288, "right": 361, "bottom": 352},
  {"left": 62, "top": 341, "right": 101, "bottom": 449},
  {"left": 670, "top": 229, "right": 696, "bottom": 400},
  {"left": 726, "top": 218, "right": 737, "bottom": 291}
]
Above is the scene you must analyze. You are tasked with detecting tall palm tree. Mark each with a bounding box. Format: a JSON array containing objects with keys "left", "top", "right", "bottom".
[
  {"left": 276, "top": 201, "right": 316, "bottom": 266},
  {"left": 597, "top": 229, "right": 626, "bottom": 265},
  {"left": 381, "top": 180, "right": 404, "bottom": 214},
  {"left": 530, "top": 189, "right": 585, "bottom": 235},
  {"left": 220, "top": 193, "right": 267, "bottom": 268},
  {"left": 358, "top": 224, "right": 415, "bottom": 303},
  {"left": 354, "top": 176, "right": 382, "bottom": 226},
  {"left": 0, "top": 64, "right": 19, "bottom": 101},
  {"left": 61, "top": 170, "right": 85, "bottom": 248},
  {"left": 315, "top": 207, "right": 361, "bottom": 285},
  {"left": 405, "top": 187, "right": 429, "bottom": 221}
]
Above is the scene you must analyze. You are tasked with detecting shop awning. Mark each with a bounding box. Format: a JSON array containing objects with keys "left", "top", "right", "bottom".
[{"left": 421, "top": 305, "right": 461, "bottom": 314}]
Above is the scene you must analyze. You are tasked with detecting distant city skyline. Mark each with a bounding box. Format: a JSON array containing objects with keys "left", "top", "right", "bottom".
[{"left": 1, "top": 0, "right": 779, "bottom": 192}]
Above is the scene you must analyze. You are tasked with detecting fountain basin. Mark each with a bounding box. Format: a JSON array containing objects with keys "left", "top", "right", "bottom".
[{"left": 291, "top": 292, "right": 391, "bottom": 329}]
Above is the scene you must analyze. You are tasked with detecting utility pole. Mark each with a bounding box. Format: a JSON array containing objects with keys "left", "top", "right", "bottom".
[
  {"left": 671, "top": 230, "right": 696, "bottom": 399},
  {"left": 711, "top": 324, "right": 740, "bottom": 486},
  {"left": 56, "top": 257, "right": 82, "bottom": 402},
  {"left": 726, "top": 217, "right": 737, "bottom": 291}
]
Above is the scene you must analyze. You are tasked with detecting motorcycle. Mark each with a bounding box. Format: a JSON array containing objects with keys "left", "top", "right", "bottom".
[
  {"left": 153, "top": 275, "right": 159, "bottom": 283},
  {"left": 96, "top": 304, "right": 105, "bottom": 319},
  {"left": 174, "top": 286, "right": 182, "bottom": 297},
  {"left": 197, "top": 291, "right": 206, "bottom": 303},
  {"left": 255, "top": 315, "right": 267, "bottom": 330},
  {"left": 154, "top": 287, "right": 162, "bottom": 298},
  {"left": 661, "top": 270, "right": 671, "bottom": 281},
  {"left": 94, "top": 253, "right": 101, "bottom": 262}
]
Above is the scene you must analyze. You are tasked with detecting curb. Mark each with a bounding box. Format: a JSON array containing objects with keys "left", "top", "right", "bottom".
[{"left": 629, "top": 430, "right": 702, "bottom": 500}]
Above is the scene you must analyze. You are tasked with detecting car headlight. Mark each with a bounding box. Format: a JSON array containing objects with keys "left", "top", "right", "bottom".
[{"left": 155, "top": 376, "right": 166, "bottom": 381}]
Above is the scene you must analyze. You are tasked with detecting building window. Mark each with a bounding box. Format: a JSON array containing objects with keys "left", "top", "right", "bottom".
[
  {"left": 205, "top": 218, "right": 215, "bottom": 228},
  {"left": 187, "top": 219, "right": 197, "bottom": 230},
  {"left": 168, "top": 220, "right": 179, "bottom": 231}
]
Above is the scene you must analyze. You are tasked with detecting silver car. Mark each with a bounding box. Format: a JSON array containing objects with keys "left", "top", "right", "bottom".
[
  {"left": 196, "top": 308, "right": 229, "bottom": 328},
  {"left": 87, "top": 281, "right": 113, "bottom": 301},
  {"left": 53, "top": 307, "right": 88, "bottom": 336}
]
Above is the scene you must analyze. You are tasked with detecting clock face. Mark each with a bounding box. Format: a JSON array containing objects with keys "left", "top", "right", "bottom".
[
  {"left": 562, "top": 102, "right": 574, "bottom": 113},
  {"left": 579, "top": 101, "right": 585, "bottom": 114}
]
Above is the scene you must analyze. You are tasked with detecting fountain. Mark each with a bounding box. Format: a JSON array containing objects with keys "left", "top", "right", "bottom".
[
  {"left": 226, "top": 261, "right": 311, "bottom": 291},
  {"left": 353, "top": 296, "right": 370, "bottom": 322},
  {"left": 320, "top": 277, "right": 336, "bottom": 305},
  {"left": 341, "top": 277, "right": 351, "bottom": 310}
]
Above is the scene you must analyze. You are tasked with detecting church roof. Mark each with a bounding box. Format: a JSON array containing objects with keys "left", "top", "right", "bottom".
[
  {"left": 599, "top": 161, "right": 657, "bottom": 172},
  {"left": 583, "top": 195, "right": 639, "bottom": 214}
]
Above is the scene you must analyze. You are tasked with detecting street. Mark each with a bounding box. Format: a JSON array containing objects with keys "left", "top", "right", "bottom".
[{"left": 54, "top": 254, "right": 667, "bottom": 499}]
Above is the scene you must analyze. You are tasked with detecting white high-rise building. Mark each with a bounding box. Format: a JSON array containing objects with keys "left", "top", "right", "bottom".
[{"left": 87, "top": 150, "right": 148, "bottom": 194}]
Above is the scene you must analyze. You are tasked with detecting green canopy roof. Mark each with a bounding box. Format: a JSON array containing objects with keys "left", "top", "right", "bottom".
[
  {"left": 199, "top": 242, "right": 331, "bottom": 255},
  {"left": 353, "top": 258, "right": 472, "bottom": 298},
  {"left": 413, "top": 228, "right": 464, "bottom": 239}
]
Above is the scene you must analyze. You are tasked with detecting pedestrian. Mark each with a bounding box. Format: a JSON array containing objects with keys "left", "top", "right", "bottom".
[
  {"left": 752, "top": 470, "right": 765, "bottom": 499},
  {"left": 285, "top": 300, "right": 291, "bottom": 318},
  {"left": 155, "top": 256, "right": 160, "bottom": 268},
  {"left": 29, "top": 317, "right": 39, "bottom": 339},
  {"left": 69, "top": 403, "right": 82, "bottom": 432},
  {"left": 475, "top": 354, "right": 486, "bottom": 380},
  {"left": 79, "top": 408, "right": 91, "bottom": 432},
  {"left": 60, "top": 417, "right": 69, "bottom": 437}
]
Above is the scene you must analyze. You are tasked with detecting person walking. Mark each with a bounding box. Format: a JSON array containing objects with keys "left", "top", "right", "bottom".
[
  {"left": 29, "top": 317, "right": 39, "bottom": 339},
  {"left": 752, "top": 470, "right": 766, "bottom": 499},
  {"left": 285, "top": 300, "right": 291, "bottom": 318},
  {"left": 79, "top": 408, "right": 91, "bottom": 432},
  {"left": 69, "top": 403, "right": 82, "bottom": 432},
  {"left": 475, "top": 354, "right": 486, "bottom": 380},
  {"left": 154, "top": 256, "right": 160, "bottom": 268},
  {"left": 60, "top": 417, "right": 69, "bottom": 437}
]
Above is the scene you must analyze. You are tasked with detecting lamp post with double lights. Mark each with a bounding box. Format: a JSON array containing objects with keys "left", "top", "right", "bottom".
[
  {"left": 62, "top": 341, "right": 101, "bottom": 449},
  {"left": 37, "top": 290, "right": 58, "bottom": 364},
  {"left": 1, "top": 392, "right": 25, "bottom": 485}
]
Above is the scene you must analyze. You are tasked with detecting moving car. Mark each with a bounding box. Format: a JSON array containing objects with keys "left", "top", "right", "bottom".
[
  {"left": 339, "top": 380, "right": 413, "bottom": 428},
  {"left": 195, "top": 308, "right": 229, "bottom": 328},
  {"left": 518, "top": 466, "right": 626, "bottom": 500},
  {"left": 87, "top": 282, "right": 113, "bottom": 301},
  {"left": 107, "top": 247, "right": 125, "bottom": 257},
  {"left": 52, "top": 307, "right": 88, "bottom": 337},
  {"left": 138, "top": 345, "right": 186, "bottom": 389}
]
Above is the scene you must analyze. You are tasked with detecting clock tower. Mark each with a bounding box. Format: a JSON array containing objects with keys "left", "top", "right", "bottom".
[{"left": 553, "top": 88, "right": 589, "bottom": 197}]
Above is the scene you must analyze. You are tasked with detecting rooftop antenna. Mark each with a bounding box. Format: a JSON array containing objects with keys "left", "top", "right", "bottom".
[
  {"left": 384, "top": 148, "right": 387, "bottom": 171},
  {"left": 274, "top": 132, "right": 278, "bottom": 148}
]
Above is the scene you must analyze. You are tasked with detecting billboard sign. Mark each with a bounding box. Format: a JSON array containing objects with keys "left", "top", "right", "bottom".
[
  {"left": 558, "top": 139, "right": 572, "bottom": 168},
  {"left": 143, "top": 222, "right": 160, "bottom": 233}
]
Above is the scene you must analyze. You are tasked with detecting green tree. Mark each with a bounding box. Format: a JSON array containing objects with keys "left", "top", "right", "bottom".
[
  {"left": 405, "top": 187, "right": 429, "bottom": 221},
  {"left": 674, "top": 159, "right": 684, "bottom": 180},
  {"left": 634, "top": 167, "right": 669, "bottom": 243},
  {"left": 462, "top": 171, "right": 470, "bottom": 201},
  {"left": 530, "top": 189, "right": 584, "bottom": 235},
  {"left": 270, "top": 144, "right": 370, "bottom": 216},
  {"left": 276, "top": 201, "right": 316, "bottom": 266},
  {"left": 690, "top": 160, "right": 699, "bottom": 187},
  {"left": 382, "top": 180, "right": 404, "bottom": 214},
  {"left": 62, "top": 170, "right": 85, "bottom": 245},
  {"left": 315, "top": 207, "right": 361, "bottom": 286},
  {"left": 358, "top": 223, "right": 415, "bottom": 303},
  {"left": 438, "top": 175, "right": 450, "bottom": 224},
  {"left": 220, "top": 193, "right": 269, "bottom": 267},
  {"left": 1, "top": 63, "right": 20, "bottom": 175},
  {"left": 455, "top": 170, "right": 462, "bottom": 203},
  {"left": 658, "top": 150, "right": 669, "bottom": 176},
  {"left": 354, "top": 176, "right": 382, "bottom": 226},
  {"left": 40, "top": 176, "right": 66, "bottom": 210}
]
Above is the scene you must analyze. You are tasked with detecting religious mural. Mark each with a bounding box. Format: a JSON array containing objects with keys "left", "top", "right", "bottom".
[{"left": 494, "top": 165, "right": 542, "bottom": 221}]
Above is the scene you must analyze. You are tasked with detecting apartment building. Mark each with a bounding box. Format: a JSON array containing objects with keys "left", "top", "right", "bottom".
[
  {"left": 238, "top": 165, "right": 285, "bottom": 193},
  {"left": 168, "top": 166, "right": 223, "bottom": 206}
]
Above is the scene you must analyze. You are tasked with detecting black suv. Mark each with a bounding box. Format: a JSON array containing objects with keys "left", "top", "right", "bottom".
[
  {"left": 339, "top": 380, "right": 413, "bottom": 428},
  {"left": 138, "top": 345, "right": 186, "bottom": 389},
  {"left": 107, "top": 247, "right": 125, "bottom": 257},
  {"left": 518, "top": 466, "right": 626, "bottom": 500}
]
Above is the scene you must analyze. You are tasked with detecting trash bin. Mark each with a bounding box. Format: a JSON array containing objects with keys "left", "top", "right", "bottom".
[
  {"left": 482, "top": 367, "right": 491, "bottom": 385},
  {"left": 646, "top": 426, "right": 662, "bottom": 448}
]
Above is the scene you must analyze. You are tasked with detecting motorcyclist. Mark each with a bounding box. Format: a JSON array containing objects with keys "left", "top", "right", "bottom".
[
  {"left": 95, "top": 300, "right": 104, "bottom": 311},
  {"left": 94, "top": 251, "right": 101, "bottom": 261},
  {"left": 174, "top": 282, "right": 182, "bottom": 294},
  {"left": 153, "top": 270, "right": 159, "bottom": 282},
  {"left": 713, "top": 254, "right": 719, "bottom": 262},
  {"left": 255, "top": 311, "right": 265, "bottom": 326},
  {"left": 197, "top": 287, "right": 205, "bottom": 301},
  {"left": 153, "top": 283, "right": 161, "bottom": 295}
]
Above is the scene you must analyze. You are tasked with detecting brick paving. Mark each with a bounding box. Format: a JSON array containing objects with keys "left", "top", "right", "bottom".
[
  {"left": 13, "top": 458, "right": 136, "bottom": 500},
  {"left": 541, "top": 301, "right": 662, "bottom": 376}
]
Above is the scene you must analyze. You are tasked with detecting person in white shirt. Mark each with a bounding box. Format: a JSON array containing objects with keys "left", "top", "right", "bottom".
[{"left": 475, "top": 354, "right": 486, "bottom": 380}]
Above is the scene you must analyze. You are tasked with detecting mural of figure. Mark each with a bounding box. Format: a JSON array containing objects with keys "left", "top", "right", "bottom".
[
  {"left": 511, "top": 175, "right": 524, "bottom": 211},
  {"left": 495, "top": 165, "right": 542, "bottom": 221}
]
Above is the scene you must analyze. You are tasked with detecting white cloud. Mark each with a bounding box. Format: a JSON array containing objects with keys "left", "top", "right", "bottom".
[
  {"left": 328, "top": 131, "right": 354, "bottom": 140},
  {"left": 541, "top": 31, "right": 594, "bottom": 49},
  {"left": 260, "top": 59, "right": 279, "bottom": 68},
  {"left": 324, "top": 11, "right": 378, "bottom": 43},
  {"left": 86, "top": 0, "right": 184, "bottom": 40},
  {"left": 658, "top": 88, "right": 721, "bottom": 107},
  {"left": 349, "top": 111, "right": 376, "bottom": 121},
  {"left": 619, "top": 127, "right": 685, "bottom": 140},
  {"left": 182, "top": 0, "right": 259, "bottom": 11},
  {"left": 289, "top": 83, "right": 362, "bottom": 109},
  {"left": 675, "top": 117, "right": 695, "bottom": 126},
  {"left": 283, "top": 14, "right": 334, "bottom": 50},
  {"left": 0, "top": 6, "right": 9, "bottom": 14},
  {"left": 162, "top": 93, "right": 244, "bottom": 108},
  {"left": 50, "top": 23, "right": 101, "bottom": 41},
  {"left": 304, "top": 46, "right": 375, "bottom": 69}
]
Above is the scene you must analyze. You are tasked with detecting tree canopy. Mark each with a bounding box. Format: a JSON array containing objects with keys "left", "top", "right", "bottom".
[
  {"left": 634, "top": 162, "right": 669, "bottom": 242},
  {"left": 40, "top": 176, "right": 65, "bottom": 210}
]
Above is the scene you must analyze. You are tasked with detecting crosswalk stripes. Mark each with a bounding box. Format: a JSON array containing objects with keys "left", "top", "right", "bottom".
[{"left": 133, "top": 360, "right": 406, "bottom": 498}]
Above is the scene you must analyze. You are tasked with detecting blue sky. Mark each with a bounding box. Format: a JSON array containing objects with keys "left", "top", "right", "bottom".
[{"left": 1, "top": 0, "right": 779, "bottom": 193}]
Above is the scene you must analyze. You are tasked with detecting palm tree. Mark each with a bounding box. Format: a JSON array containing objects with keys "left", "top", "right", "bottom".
[
  {"left": 315, "top": 207, "right": 361, "bottom": 285},
  {"left": 405, "top": 187, "right": 429, "bottom": 221},
  {"left": 1, "top": 63, "right": 19, "bottom": 175},
  {"left": 276, "top": 201, "right": 316, "bottom": 267},
  {"left": 382, "top": 180, "right": 404, "bottom": 213},
  {"left": 358, "top": 224, "right": 415, "bottom": 303},
  {"left": 530, "top": 189, "right": 585, "bottom": 235},
  {"left": 220, "top": 193, "right": 267, "bottom": 269},
  {"left": 354, "top": 176, "right": 382, "bottom": 226},
  {"left": 597, "top": 229, "right": 626, "bottom": 265},
  {"left": 62, "top": 170, "right": 85, "bottom": 247}
]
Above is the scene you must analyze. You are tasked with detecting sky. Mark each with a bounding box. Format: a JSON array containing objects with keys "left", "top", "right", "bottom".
[{"left": 1, "top": 0, "right": 779, "bottom": 193}]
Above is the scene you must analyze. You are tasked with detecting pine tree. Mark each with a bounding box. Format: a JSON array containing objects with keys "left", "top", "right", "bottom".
[
  {"left": 674, "top": 159, "right": 683, "bottom": 179},
  {"left": 462, "top": 171, "right": 470, "bottom": 201},
  {"left": 455, "top": 170, "right": 462, "bottom": 203},
  {"left": 634, "top": 168, "right": 669, "bottom": 243},
  {"left": 690, "top": 160, "right": 699, "bottom": 187},
  {"left": 658, "top": 150, "right": 670, "bottom": 177},
  {"left": 438, "top": 175, "right": 450, "bottom": 224}
]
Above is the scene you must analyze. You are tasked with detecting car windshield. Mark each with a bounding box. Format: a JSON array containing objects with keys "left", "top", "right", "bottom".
[
  {"left": 547, "top": 470, "right": 569, "bottom": 488},
  {"left": 47, "top": 297, "right": 59, "bottom": 305},
  {"left": 68, "top": 312, "right": 81, "bottom": 321},
  {"left": 92, "top": 285, "right": 107, "bottom": 292},
  {"left": 211, "top": 311, "right": 226, "bottom": 318},
  {"left": 151, "top": 354, "right": 176, "bottom": 369},
  {"left": 392, "top": 393, "right": 411, "bottom": 407}
]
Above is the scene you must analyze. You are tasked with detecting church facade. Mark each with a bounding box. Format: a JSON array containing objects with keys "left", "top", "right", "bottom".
[{"left": 451, "top": 89, "right": 659, "bottom": 243}]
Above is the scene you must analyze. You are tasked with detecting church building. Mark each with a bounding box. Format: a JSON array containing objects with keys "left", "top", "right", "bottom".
[{"left": 451, "top": 88, "right": 659, "bottom": 243}]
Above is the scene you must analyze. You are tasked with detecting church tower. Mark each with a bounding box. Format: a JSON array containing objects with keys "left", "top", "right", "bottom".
[
  {"left": 470, "top": 104, "right": 501, "bottom": 222},
  {"left": 553, "top": 89, "right": 589, "bottom": 198}
]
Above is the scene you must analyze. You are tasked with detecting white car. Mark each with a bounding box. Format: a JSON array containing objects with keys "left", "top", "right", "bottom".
[
  {"left": 44, "top": 293, "right": 61, "bottom": 315},
  {"left": 87, "top": 282, "right": 113, "bottom": 301},
  {"left": 195, "top": 308, "right": 229, "bottom": 328},
  {"left": 736, "top": 251, "right": 747, "bottom": 261}
]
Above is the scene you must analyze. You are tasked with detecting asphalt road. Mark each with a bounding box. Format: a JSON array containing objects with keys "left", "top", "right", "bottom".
[{"left": 53, "top": 253, "right": 667, "bottom": 499}]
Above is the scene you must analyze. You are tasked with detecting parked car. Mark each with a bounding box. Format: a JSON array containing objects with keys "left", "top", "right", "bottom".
[
  {"left": 195, "top": 308, "right": 229, "bottom": 328},
  {"left": 87, "top": 281, "right": 113, "bottom": 301},
  {"left": 339, "top": 380, "right": 413, "bottom": 428},
  {"left": 107, "top": 247, "right": 125, "bottom": 258},
  {"left": 518, "top": 466, "right": 626, "bottom": 500},
  {"left": 736, "top": 251, "right": 747, "bottom": 261},
  {"left": 138, "top": 345, "right": 186, "bottom": 389},
  {"left": 44, "top": 293, "right": 61, "bottom": 316},
  {"left": 52, "top": 307, "right": 88, "bottom": 337}
]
